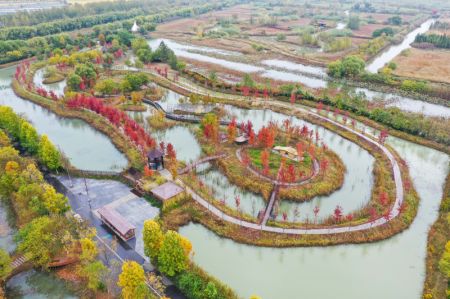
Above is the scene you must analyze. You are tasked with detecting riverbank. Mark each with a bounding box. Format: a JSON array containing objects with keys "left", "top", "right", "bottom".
[
  {"left": 161, "top": 123, "right": 418, "bottom": 247},
  {"left": 11, "top": 77, "right": 144, "bottom": 170},
  {"left": 423, "top": 173, "right": 450, "bottom": 299},
  {"left": 171, "top": 67, "right": 450, "bottom": 154}
]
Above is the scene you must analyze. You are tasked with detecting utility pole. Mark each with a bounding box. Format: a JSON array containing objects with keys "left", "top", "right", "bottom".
[
  {"left": 59, "top": 146, "right": 73, "bottom": 188},
  {"left": 83, "top": 172, "right": 92, "bottom": 210}
]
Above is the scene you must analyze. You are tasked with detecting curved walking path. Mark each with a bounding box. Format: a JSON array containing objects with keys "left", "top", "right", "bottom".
[
  {"left": 236, "top": 148, "right": 320, "bottom": 186},
  {"left": 125, "top": 65, "right": 405, "bottom": 235}
]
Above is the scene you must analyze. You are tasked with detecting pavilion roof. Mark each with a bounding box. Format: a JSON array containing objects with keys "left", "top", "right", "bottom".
[
  {"left": 147, "top": 148, "right": 164, "bottom": 160},
  {"left": 151, "top": 182, "right": 184, "bottom": 201},
  {"left": 97, "top": 206, "right": 135, "bottom": 236}
]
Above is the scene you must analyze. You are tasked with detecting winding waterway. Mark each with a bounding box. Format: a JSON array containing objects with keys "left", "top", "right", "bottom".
[
  {"left": 181, "top": 137, "right": 448, "bottom": 299},
  {"left": 0, "top": 38, "right": 448, "bottom": 299},
  {"left": 140, "top": 88, "right": 375, "bottom": 220},
  {"left": 0, "top": 64, "right": 124, "bottom": 298},
  {"left": 366, "top": 19, "right": 435, "bottom": 73},
  {"left": 147, "top": 37, "right": 450, "bottom": 118},
  {"left": 33, "top": 68, "right": 67, "bottom": 97},
  {"left": 0, "top": 66, "right": 127, "bottom": 171}
]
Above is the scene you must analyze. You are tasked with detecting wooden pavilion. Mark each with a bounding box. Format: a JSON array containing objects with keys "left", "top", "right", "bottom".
[{"left": 147, "top": 149, "right": 164, "bottom": 170}]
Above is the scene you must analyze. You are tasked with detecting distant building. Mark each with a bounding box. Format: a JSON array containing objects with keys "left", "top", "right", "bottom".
[{"left": 131, "top": 21, "right": 140, "bottom": 33}]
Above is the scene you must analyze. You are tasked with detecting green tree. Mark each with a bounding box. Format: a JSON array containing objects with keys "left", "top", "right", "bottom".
[
  {"left": 341, "top": 55, "right": 365, "bottom": 77},
  {"left": 0, "top": 160, "right": 20, "bottom": 198},
  {"left": 347, "top": 15, "right": 360, "bottom": 30},
  {"left": 132, "top": 37, "right": 150, "bottom": 53},
  {"left": 117, "top": 261, "right": 149, "bottom": 299},
  {"left": 241, "top": 74, "right": 255, "bottom": 88},
  {"left": 152, "top": 41, "right": 172, "bottom": 63},
  {"left": 388, "top": 16, "right": 402, "bottom": 26},
  {"left": 0, "top": 130, "right": 10, "bottom": 147},
  {"left": 78, "top": 238, "right": 106, "bottom": 292},
  {"left": 0, "top": 249, "right": 12, "bottom": 280},
  {"left": 38, "top": 135, "right": 61, "bottom": 171},
  {"left": 276, "top": 33, "right": 286, "bottom": 41},
  {"left": 158, "top": 231, "right": 188, "bottom": 276},
  {"left": 67, "top": 73, "right": 82, "bottom": 91},
  {"left": 80, "top": 260, "right": 107, "bottom": 291},
  {"left": 74, "top": 63, "right": 96, "bottom": 81},
  {"left": 94, "top": 78, "right": 116, "bottom": 95},
  {"left": 0, "top": 106, "right": 21, "bottom": 139},
  {"left": 327, "top": 60, "right": 343, "bottom": 77},
  {"left": 143, "top": 220, "right": 164, "bottom": 261},
  {"left": 102, "top": 53, "right": 114, "bottom": 70},
  {"left": 327, "top": 55, "right": 365, "bottom": 78},
  {"left": 438, "top": 241, "right": 450, "bottom": 277},
  {"left": 17, "top": 216, "right": 55, "bottom": 267},
  {"left": 208, "top": 71, "right": 217, "bottom": 83},
  {"left": 121, "top": 73, "right": 149, "bottom": 92},
  {"left": 200, "top": 113, "right": 219, "bottom": 131},
  {"left": 137, "top": 48, "right": 153, "bottom": 63},
  {"left": 203, "top": 281, "right": 219, "bottom": 299},
  {"left": 19, "top": 121, "right": 40, "bottom": 154},
  {"left": 372, "top": 27, "right": 394, "bottom": 38},
  {"left": 41, "top": 184, "right": 68, "bottom": 214}
]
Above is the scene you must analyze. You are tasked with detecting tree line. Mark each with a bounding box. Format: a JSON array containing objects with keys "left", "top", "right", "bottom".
[
  {"left": 0, "top": 1, "right": 239, "bottom": 65},
  {"left": 0, "top": 0, "right": 197, "bottom": 27},
  {"left": 0, "top": 10, "right": 142, "bottom": 40},
  {"left": 0, "top": 106, "right": 61, "bottom": 170},
  {"left": 0, "top": 0, "right": 240, "bottom": 41},
  {"left": 415, "top": 33, "right": 450, "bottom": 49}
]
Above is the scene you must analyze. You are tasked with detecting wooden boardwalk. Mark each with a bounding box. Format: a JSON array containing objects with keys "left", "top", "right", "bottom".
[
  {"left": 143, "top": 99, "right": 231, "bottom": 125},
  {"left": 158, "top": 76, "right": 405, "bottom": 235},
  {"left": 261, "top": 185, "right": 280, "bottom": 225},
  {"left": 179, "top": 153, "right": 227, "bottom": 175},
  {"left": 117, "top": 62, "right": 405, "bottom": 235}
]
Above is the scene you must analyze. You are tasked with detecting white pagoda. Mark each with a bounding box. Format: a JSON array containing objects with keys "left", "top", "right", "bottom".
[{"left": 131, "top": 21, "right": 139, "bottom": 33}]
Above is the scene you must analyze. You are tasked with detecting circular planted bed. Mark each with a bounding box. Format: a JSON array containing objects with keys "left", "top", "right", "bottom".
[{"left": 215, "top": 135, "right": 345, "bottom": 203}]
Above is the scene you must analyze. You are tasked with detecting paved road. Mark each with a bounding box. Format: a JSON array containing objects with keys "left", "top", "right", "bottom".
[
  {"left": 48, "top": 176, "right": 186, "bottom": 299},
  {"left": 146, "top": 70, "right": 405, "bottom": 235}
]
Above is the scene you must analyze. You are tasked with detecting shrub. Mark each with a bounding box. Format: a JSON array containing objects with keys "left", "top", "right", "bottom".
[
  {"left": 276, "top": 33, "right": 286, "bottom": 41},
  {"left": 327, "top": 55, "right": 365, "bottom": 78},
  {"left": 324, "top": 37, "right": 352, "bottom": 52},
  {"left": 67, "top": 73, "right": 82, "bottom": 91},
  {"left": 347, "top": 15, "right": 360, "bottom": 30},
  {"left": 400, "top": 80, "right": 428, "bottom": 93},
  {"left": 372, "top": 27, "right": 394, "bottom": 38}
]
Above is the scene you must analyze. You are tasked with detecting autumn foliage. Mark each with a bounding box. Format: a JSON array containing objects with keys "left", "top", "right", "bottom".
[{"left": 66, "top": 94, "right": 155, "bottom": 151}]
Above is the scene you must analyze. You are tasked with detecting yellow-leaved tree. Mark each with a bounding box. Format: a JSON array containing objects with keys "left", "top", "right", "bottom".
[{"left": 118, "top": 261, "right": 149, "bottom": 299}]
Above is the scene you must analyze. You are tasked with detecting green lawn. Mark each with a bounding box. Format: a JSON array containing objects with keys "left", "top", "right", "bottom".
[{"left": 246, "top": 148, "right": 312, "bottom": 178}]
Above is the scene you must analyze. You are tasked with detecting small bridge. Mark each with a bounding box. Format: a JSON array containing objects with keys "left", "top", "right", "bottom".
[
  {"left": 10, "top": 254, "right": 30, "bottom": 270},
  {"left": 143, "top": 99, "right": 231, "bottom": 125},
  {"left": 179, "top": 153, "right": 227, "bottom": 175},
  {"left": 261, "top": 185, "right": 280, "bottom": 225}
]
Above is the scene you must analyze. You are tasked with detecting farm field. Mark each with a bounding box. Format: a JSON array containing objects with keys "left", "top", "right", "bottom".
[
  {"left": 152, "top": 1, "right": 426, "bottom": 67},
  {"left": 392, "top": 48, "right": 450, "bottom": 84}
]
